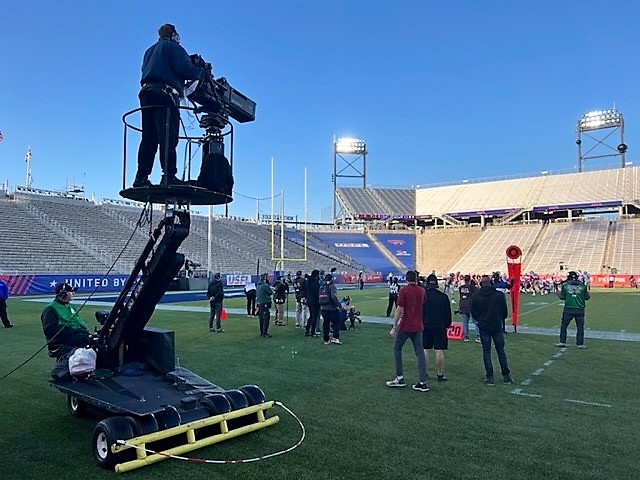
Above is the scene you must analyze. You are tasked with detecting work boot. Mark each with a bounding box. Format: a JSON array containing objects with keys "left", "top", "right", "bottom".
[
  {"left": 160, "top": 175, "right": 187, "bottom": 186},
  {"left": 132, "top": 174, "right": 152, "bottom": 188}
]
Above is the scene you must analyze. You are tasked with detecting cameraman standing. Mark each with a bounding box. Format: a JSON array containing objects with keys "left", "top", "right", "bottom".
[{"left": 133, "top": 23, "right": 203, "bottom": 188}]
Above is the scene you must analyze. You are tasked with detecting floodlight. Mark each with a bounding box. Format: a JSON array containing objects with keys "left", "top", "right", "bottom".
[
  {"left": 576, "top": 107, "right": 627, "bottom": 172},
  {"left": 577, "top": 109, "right": 623, "bottom": 132},
  {"left": 335, "top": 137, "right": 367, "bottom": 154}
]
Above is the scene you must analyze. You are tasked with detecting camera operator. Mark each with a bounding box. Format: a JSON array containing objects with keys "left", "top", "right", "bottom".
[
  {"left": 133, "top": 23, "right": 204, "bottom": 188},
  {"left": 41, "top": 283, "right": 91, "bottom": 357}
]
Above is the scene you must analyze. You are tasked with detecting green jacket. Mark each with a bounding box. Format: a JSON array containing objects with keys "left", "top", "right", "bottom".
[
  {"left": 256, "top": 281, "right": 273, "bottom": 304},
  {"left": 559, "top": 280, "right": 590, "bottom": 310}
]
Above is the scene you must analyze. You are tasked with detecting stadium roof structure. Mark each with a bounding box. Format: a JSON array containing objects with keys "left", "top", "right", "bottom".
[{"left": 336, "top": 165, "right": 640, "bottom": 227}]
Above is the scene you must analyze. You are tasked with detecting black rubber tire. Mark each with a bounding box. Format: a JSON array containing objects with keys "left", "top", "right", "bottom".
[
  {"left": 223, "top": 389, "right": 249, "bottom": 410},
  {"left": 92, "top": 416, "right": 135, "bottom": 470},
  {"left": 67, "top": 394, "right": 87, "bottom": 418},
  {"left": 238, "top": 385, "right": 266, "bottom": 406},
  {"left": 200, "top": 394, "right": 232, "bottom": 415},
  {"left": 125, "top": 414, "right": 159, "bottom": 436},
  {"left": 154, "top": 405, "right": 181, "bottom": 430}
]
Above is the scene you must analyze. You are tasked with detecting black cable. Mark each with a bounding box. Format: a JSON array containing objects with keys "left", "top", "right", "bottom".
[{"left": 0, "top": 204, "right": 149, "bottom": 382}]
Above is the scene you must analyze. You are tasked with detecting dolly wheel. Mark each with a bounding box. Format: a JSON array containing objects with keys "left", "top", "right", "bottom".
[
  {"left": 67, "top": 394, "right": 87, "bottom": 418},
  {"left": 92, "top": 417, "right": 135, "bottom": 470}
]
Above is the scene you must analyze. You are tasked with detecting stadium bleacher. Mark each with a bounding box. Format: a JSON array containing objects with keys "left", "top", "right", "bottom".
[{"left": 1, "top": 165, "right": 639, "bottom": 278}]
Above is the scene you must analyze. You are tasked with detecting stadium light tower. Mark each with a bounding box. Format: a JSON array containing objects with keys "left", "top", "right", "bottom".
[
  {"left": 576, "top": 108, "right": 627, "bottom": 172},
  {"left": 333, "top": 136, "right": 367, "bottom": 223}
]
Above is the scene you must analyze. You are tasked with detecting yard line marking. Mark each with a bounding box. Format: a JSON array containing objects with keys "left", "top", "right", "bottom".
[
  {"left": 511, "top": 388, "right": 542, "bottom": 398},
  {"left": 518, "top": 300, "right": 562, "bottom": 317},
  {"left": 532, "top": 368, "right": 544, "bottom": 376},
  {"left": 564, "top": 399, "right": 611, "bottom": 408},
  {"left": 520, "top": 378, "right": 532, "bottom": 386},
  {"left": 552, "top": 352, "right": 563, "bottom": 358},
  {"left": 543, "top": 360, "right": 554, "bottom": 366}
]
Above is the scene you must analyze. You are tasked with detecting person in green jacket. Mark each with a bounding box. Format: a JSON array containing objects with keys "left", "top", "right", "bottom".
[
  {"left": 556, "top": 271, "right": 590, "bottom": 348},
  {"left": 41, "top": 283, "right": 91, "bottom": 357},
  {"left": 256, "top": 274, "right": 273, "bottom": 338}
]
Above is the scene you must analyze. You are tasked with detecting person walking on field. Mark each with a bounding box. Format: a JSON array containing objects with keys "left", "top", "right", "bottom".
[
  {"left": 386, "top": 270, "right": 428, "bottom": 392},
  {"left": 471, "top": 276, "right": 513, "bottom": 386},
  {"left": 556, "top": 271, "right": 590, "bottom": 348}
]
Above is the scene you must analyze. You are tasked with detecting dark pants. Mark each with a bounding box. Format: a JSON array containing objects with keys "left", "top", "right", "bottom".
[
  {"left": 246, "top": 292, "right": 256, "bottom": 315},
  {"left": 479, "top": 329, "right": 510, "bottom": 378},
  {"left": 306, "top": 304, "right": 320, "bottom": 335},
  {"left": 209, "top": 302, "right": 223, "bottom": 330},
  {"left": 560, "top": 310, "right": 585, "bottom": 346},
  {"left": 321, "top": 309, "right": 340, "bottom": 342},
  {"left": 386, "top": 296, "right": 397, "bottom": 317},
  {"left": 136, "top": 88, "right": 179, "bottom": 178},
  {"left": 0, "top": 299, "right": 10, "bottom": 327},
  {"left": 258, "top": 303, "right": 271, "bottom": 336}
]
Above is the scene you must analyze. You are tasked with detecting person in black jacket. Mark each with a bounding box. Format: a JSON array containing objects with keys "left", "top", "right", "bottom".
[
  {"left": 422, "top": 274, "right": 452, "bottom": 382},
  {"left": 206, "top": 272, "right": 225, "bottom": 333},
  {"left": 471, "top": 276, "right": 513, "bottom": 385},
  {"left": 304, "top": 270, "right": 321, "bottom": 337},
  {"left": 133, "top": 23, "right": 203, "bottom": 187}
]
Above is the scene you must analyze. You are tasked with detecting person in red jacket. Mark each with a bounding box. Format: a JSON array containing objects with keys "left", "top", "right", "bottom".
[{"left": 386, "top": 270, "right": 428, "bottom": 392}]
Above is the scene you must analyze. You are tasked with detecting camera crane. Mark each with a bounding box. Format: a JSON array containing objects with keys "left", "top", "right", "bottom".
[{"left": 48, "top": 58, "right": 278, "bottom": 473}]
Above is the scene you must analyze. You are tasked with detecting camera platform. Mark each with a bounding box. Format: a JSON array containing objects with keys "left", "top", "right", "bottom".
[{"left": 120, "top": 184, "right": 232, "bottom": 205}]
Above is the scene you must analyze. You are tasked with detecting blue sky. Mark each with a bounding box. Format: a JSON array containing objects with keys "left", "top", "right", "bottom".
[{"left": 1, "top": 0, "right": 639, "bottom": 222}]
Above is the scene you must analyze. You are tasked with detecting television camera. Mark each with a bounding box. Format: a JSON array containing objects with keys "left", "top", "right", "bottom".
[
  {"left": 180, "top": 54, "right": 257, "bottom": 196},
  {"left": 186, "top": 54, "right": 256, "bottom": 127}
]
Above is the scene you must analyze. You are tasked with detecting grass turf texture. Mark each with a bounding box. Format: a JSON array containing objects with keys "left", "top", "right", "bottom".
[{"left": 0, "top": 287, "right": 638, "bottom": 480}]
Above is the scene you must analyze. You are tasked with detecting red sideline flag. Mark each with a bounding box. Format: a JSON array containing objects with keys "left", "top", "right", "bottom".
[{"left": 506, "top": 245, "right": 522, "bottom": 331}]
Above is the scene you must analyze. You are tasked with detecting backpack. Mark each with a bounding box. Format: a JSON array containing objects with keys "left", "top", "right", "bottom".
[
  {"left": 319, "top": 284, "right": 332, "bottom": 306},
  {"left": 196, "top": 149, "right": 234, "bottom": 196}
]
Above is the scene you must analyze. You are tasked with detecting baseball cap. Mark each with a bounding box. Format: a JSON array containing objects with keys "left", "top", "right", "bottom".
[{"left": 55, "top": 282, "right": 77, "bottom": 295}]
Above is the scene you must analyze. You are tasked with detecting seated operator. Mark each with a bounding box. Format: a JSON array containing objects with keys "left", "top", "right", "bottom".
[
  {"left": 41, "top": 283, "right": 91, "bottom": 357},
  {"left": 133, "top": 23, "right": 204, "bottom": 188}
]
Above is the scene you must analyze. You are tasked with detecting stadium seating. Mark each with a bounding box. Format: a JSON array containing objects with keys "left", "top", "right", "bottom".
[{"left": 609, "top": 219, "right": 640, "bottom": 274}]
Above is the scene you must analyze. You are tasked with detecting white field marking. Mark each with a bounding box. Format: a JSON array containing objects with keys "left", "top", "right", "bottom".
[
  {"left": 564, "top": 399, "right": 611, "bottom": 408},
  {"left": 520, "top": 378, "right": 532, "bottom": 386},
  {"left": 543, "top": 360, "right": 554, "bottom": 366},
  {"left": 552, "top": 352, "right": 563, "bottom": 358},
  {"left": 511, "top": 388, "right": 541, "bottom": 398},
  {"left": 518, "top": 300, "right": 562, "bottom": 317},
  {"left": 532, "top": 368, "right": 545, "bottom": 376}
]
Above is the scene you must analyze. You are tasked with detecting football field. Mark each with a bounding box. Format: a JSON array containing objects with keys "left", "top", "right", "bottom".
[{"left": 0, "top": 287, "right": 638, "bottom": 479}]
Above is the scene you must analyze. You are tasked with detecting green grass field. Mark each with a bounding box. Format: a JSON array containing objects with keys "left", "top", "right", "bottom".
[{"left": 0, "top": 287, "right": 638, "bottom": 479}]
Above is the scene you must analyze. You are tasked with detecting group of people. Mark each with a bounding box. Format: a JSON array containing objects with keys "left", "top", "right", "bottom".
[
  {"left": 386, "top": 270, "right": 515, "bottom": 391},
  {"left": 248, "top": 269, "right": 346, "bottom": 344}
]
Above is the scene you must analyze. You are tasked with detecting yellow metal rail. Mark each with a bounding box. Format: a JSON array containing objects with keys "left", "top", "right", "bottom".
[{"left": 113, "top": 401, "right": 279, "bottom": 473}]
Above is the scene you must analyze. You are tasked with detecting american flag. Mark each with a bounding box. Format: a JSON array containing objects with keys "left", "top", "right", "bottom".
[{"left": 25, "top": 146, "right": 31, "bottom": 162}]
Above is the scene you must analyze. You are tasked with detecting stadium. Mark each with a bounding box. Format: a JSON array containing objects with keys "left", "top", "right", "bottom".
[
  {"left": 1, "top": 161, "right": 638, "bottom": 292},
  {"left": 1, "top": 7, "right": 640, "bottom": 480}
]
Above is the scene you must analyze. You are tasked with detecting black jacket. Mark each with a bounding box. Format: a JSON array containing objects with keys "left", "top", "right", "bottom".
[
  {"left": 305, "top": 276, "right": 320, "bottom": 306},
  {"left": 422, "top": 287, "right": 452, "bottom": 330},
  {"left": 207, "top": 279, "right": 224, "bottom": 304},
  {"left": 140, "top": 38, "right": 202, "bottom": 96},
  {"left": 471, "top": 286, "right": 508, "bottom": 334}
]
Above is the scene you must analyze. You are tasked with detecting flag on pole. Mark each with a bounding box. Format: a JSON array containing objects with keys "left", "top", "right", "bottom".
[{"left": 25, "top": 146, "right": 31, "bottom": 162}]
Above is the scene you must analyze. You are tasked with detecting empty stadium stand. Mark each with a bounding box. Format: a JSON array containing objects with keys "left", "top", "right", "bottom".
[{"left": 310, "top": 231, "right": 399, "bottom": 274}]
